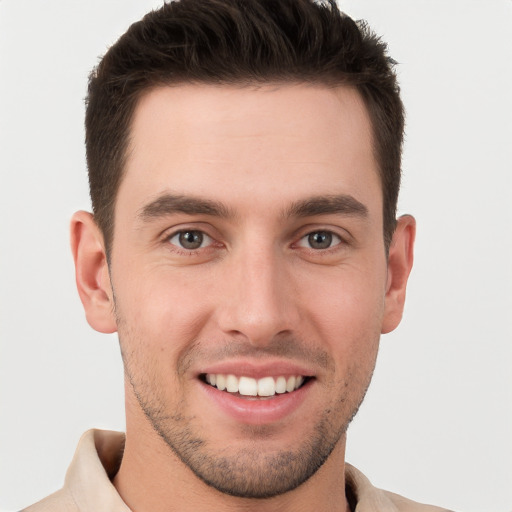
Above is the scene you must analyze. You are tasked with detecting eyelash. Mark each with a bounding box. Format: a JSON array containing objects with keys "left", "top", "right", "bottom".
[
  {"left": 163, "top": 227, "right": 347, "bottom": 255},
  {"left": 163, "top": 228, "right": 219, "bottom": 256},
  {"left": 168, "top": 230, "right": 212, "bottom": 248},
  {"left": 296, "top": 231, "right": 344, "bottom": 251}
]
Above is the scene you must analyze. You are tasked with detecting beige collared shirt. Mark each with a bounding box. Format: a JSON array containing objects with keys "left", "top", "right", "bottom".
[{"left": 23, "top": 429, "right": 451, "bottom": 512}]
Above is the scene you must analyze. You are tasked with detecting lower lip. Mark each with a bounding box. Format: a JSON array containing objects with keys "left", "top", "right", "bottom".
[{"left": 199, "top": 379, "right": 313, "bottom": 425}]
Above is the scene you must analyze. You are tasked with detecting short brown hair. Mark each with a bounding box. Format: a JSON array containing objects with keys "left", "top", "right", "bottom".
[{"left": 86, "top": 0, "right": 404, "bottom": 254}]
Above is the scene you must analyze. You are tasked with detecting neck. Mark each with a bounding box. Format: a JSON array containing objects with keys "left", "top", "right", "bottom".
[{"left": 114, "top": 398, "right": 350, "bottom": 512}]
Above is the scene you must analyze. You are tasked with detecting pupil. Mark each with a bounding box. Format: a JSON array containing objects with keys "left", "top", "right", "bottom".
[
  {"left": 179, "top": 231, "right": 203, "bottom": 249},
  {"left": 309, "top": 232, "right": 331, "bottom": 249}
]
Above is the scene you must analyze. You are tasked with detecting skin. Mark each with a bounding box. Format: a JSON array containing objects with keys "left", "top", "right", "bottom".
[{"left": 71, "top": 83, "right": 415, "bottom": 512}]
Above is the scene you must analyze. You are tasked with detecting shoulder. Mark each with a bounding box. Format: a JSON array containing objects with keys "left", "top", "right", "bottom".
[
  {"left": 20, "top": 429, "right": 128, "bottom": 512},
  {"left": 21, "top": 488, "right": 79, "bottom": 512},
  {"left": 346, "top": 463, "right": 453, "bottom": 512},
  {"left": 381, "top": 489, "right": 453, "bottom": 512}
]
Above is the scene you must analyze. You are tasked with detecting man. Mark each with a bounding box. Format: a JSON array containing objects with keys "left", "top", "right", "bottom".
[{"left": 23, "top": 0, "right": 449, "bottom": 510}]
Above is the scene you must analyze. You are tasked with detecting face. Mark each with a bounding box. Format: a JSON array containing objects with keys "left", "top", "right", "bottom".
[{"left": 107, "top": 84, "right": 390, "bottom": 497}]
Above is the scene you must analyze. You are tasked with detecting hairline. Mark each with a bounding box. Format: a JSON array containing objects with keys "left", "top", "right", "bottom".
[{"left": 101, "top": 78, "right": 388, "bottom": 258}]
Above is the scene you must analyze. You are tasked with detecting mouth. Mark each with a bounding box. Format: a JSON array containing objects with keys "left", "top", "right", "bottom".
[
  {"left": 200, "top": 373, "right": 311, "bottom": 399},
  {"left": 197, "top": 366, "right": 315, "bottom": 424}
]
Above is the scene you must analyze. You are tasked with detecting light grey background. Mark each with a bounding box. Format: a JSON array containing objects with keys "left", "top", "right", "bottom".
[{"left": 1, "top": 1, "right": 511, "bottom": 511}]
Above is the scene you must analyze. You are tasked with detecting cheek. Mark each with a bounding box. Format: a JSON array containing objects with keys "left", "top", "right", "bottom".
[
  {"left": 302, "top": 262, "right": 386, "bottom": 329},
  {"left": 120, "top": 262, "right": 211, "bottom": 328},
  {"left": 299, "top": 264, "right": 385, "bottom": 368},
  {"left": 112, "top": 263, "right": 215, "bottom": 373}
]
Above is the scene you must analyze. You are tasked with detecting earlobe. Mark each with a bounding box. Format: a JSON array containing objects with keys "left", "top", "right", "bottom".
[
  {"left": 70, "top": 211, "right": 117, "bottom": 334},
  {"left": 381, "top": 214, "right": 416, "bottom": 334}
]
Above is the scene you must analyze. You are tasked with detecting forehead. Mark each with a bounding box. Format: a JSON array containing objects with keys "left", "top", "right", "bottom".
[{"left": 119, "top": 83, "right": 380, "bottom": 218}]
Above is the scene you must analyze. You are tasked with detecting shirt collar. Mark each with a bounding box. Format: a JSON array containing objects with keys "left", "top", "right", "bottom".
[{"left": 64, "top": 429, "right": 403, "bottom": 512}]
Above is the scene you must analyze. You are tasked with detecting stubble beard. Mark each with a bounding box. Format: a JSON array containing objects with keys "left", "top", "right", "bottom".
[
  {"left": 138, "top": 394, "right": 348, "bottom": 499},
  {"left": 121, "top": 344, "right": 374, "bottom": 500},
  {"left": 113, "top": 287, "right": 377, "bottom": 500}
]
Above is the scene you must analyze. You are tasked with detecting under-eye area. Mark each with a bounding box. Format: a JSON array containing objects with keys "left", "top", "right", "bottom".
[{"left": 200, "top": 374, "right": 312, "bottom": 398}]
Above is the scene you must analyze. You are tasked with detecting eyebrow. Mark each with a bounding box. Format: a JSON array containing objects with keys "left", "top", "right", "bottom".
[
  {"left": 137, "top": 193, "right": 235, "bottom": 221},
  {"left": 285, "top": 194, "right": 369, "bottom": 219},
  {"left": 137, "top": 192, "right": 368, "bottom": 223}
]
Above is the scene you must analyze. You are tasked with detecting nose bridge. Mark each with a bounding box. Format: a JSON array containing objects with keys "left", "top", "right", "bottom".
[{"left": 218, "top": 239, "right": 297, "bottom": 345}]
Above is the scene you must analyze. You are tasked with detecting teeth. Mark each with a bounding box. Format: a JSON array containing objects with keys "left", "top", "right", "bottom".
[
  {"left": 286, "top": 376, "right": 296, "bottom": 392},
  {"left": 238, "top": 376, "right": 258, "bottom": 396},
  {"left": 204, "top": 373, "right": 307, "bottom": 397},
  {"left": 275, "top": 376, "right": 287, "bottom": 394},
  {"left": 226, "top": 374, "right": 238, "bottom": 393},
  {"left": 258, "top": 376, "right": 275, "bottom": 397},
  {"left": 216, "top": 374, "right": 226, "bottom": 391}
]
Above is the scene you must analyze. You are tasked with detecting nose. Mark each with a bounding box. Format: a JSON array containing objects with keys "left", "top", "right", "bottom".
[{"left": 215, "top": 244, "right": 300, "bottom": 347}]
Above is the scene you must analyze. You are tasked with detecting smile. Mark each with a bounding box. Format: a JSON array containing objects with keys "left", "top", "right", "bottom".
[{"left": 203, "top": 374, "right": 307, "bottom": 397}]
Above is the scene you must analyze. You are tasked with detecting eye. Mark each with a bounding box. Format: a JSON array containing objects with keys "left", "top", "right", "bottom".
[
  {"left": 297, "top": 231, "right": 342, "bottom": 250},
  {"left": 168, "top": 230, "right": 213, "bottom": 250}
]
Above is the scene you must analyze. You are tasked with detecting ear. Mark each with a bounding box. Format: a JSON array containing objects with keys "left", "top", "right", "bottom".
[
  {"left": 381, "top": 214, "right": 416, "bottom": 334},
  {"left": 70, "top": 211, "right": 117, "bottom": 334}
]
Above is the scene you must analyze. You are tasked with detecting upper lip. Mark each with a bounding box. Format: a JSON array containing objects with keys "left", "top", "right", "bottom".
[{"left": 197, "top": 359, "right": 315, "bottom": 379}]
